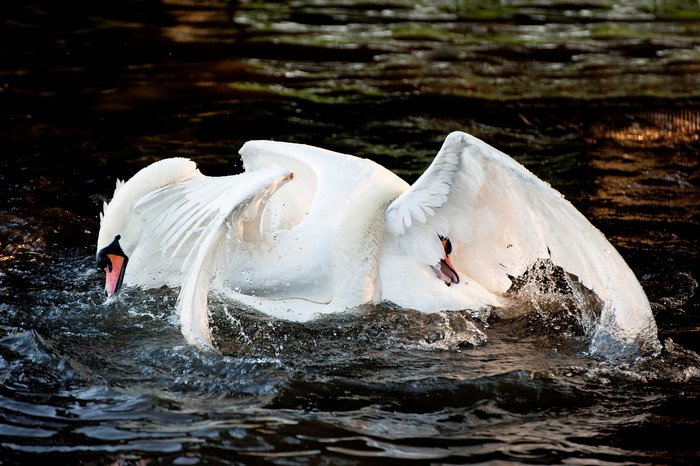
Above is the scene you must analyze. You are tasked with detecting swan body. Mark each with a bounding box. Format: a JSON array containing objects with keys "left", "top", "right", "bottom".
[{"left": 96, "top": 131, "right": 659, "bottom": 356}]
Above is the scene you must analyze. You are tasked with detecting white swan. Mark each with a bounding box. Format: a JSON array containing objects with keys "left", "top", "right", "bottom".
[{"left": 96, "top": 131, "right": 659, "bottom": 356}]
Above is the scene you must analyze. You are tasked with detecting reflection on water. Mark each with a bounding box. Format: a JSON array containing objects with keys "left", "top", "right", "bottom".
[{"left": 1, "top": 0, "right": 699, "bottom": 464}]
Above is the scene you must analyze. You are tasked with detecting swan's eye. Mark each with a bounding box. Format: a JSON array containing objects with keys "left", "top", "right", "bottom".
[
  {"left": 97, "top": 252, "right": 112, "bottom": 271},
  {"left": 97, "top": 235, "right": 126, "bottom": 271},
  {"left": 438, "top": 235, "right": 452, "bottom": 255},
  {"left": 444, "top": 238, "right": 452, "bottom": 255}
]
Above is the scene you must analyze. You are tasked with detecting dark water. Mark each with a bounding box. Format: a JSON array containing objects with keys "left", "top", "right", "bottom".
[{"left": 1, "top": 1, "right": 699, "bottom": 463}]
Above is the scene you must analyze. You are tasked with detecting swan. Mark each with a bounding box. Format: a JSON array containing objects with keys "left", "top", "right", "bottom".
[{"left": 96, "top": 131, "right": 659, "bottom": 356}]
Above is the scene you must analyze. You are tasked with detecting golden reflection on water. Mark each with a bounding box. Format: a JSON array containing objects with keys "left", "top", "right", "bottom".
[
  {"left": 587, "top": 108, "right": 699, "bottom": 253},
  {"left": 598, "top": 109, "right": 699, "bottom": 147}
]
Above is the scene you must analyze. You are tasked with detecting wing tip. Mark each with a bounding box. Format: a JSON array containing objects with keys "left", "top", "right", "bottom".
[
  {"left": 445, "top": 131, "right": 472, "bottom": 145},
  {"left": 239, "top": 139, "right": 264, "bottom": 154}
]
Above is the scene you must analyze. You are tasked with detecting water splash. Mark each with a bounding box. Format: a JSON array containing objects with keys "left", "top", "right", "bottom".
[{"left": 209, "top": 304, "right": 488, "bottom": 357}]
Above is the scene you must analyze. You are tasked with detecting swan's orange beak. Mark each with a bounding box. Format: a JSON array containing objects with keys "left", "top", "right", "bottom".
[
  {"left": 433, "top": 256, "right": 459, "bottom": 286},
  {"left": 433, "top": 236, "right": 459, "bottom": 286},
  {"left": 97, "top": 235, "right": 128, "bottom": 298},
  {"left": 104, "top": 253, "right": 127, "bottom": 297}
]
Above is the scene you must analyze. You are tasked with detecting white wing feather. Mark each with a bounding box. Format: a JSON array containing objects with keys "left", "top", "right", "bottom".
[
  {"left": 177, "top": 168, "right": 293, "bottom": 348},
  {"left": 135, "top": 168, "right": 294, "bottom": 348},
  {"left": 385, "top": 131, "right": 658, "bottom": 356},
  {"left": 240, "top": 140, "right": 409, "bottom": 227}
]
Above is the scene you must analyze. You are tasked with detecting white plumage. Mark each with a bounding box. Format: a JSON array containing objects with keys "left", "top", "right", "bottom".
[{"left": 96, "top": 131, "right": 659, "bottom": 357}]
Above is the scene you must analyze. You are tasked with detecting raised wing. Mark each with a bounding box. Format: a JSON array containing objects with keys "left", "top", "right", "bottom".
[
  {"left": 385, "top": 131, "right": 658, "bottom": 356},
  {"left": 240, "top": 140, "right": 408, "bottom": 230},
  {"left": 136, "top": 167, "right": 294, "bottom": 348}
]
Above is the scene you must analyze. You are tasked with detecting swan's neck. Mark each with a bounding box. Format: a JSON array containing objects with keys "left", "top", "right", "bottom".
[
  {"left": 98, "top": 158, "right": 198, "bottom": 254},
  {"left": 331, "top": 185, "right": 401, "bottom": 306}
]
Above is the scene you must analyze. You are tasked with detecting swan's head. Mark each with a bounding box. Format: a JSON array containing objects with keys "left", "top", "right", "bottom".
[{"left": 96, "top": 158, "right": 198, "bottom": 297}]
